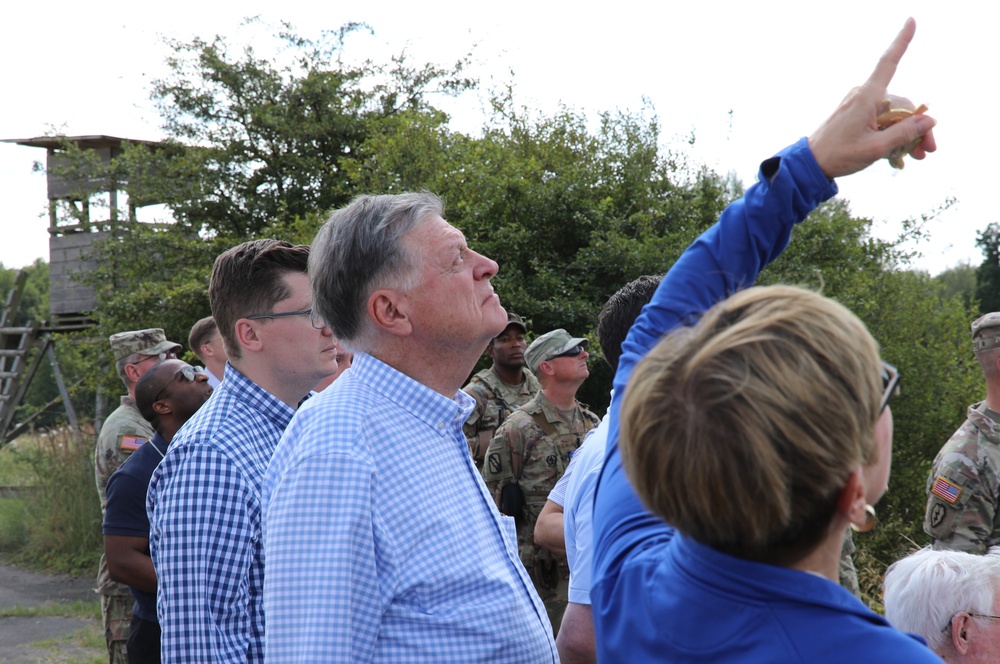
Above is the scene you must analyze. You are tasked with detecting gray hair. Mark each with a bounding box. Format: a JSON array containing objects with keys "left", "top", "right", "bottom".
[
  {"left": 115, "top": 352, "right": 146, "bottom": 387},
  {"left": 310, "top": 193, "right": 443, "bottom": 350},
  {"left": 884, "top": 546, "right": 1000, "bottom": 651}
]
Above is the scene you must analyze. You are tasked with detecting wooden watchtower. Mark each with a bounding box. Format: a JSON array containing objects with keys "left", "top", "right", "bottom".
[
  {"left": 2, "top": 135, "right": 163, "bottom": 329},
  {"left": 0, "top": 135, "right": 164, "bottom": 443}
]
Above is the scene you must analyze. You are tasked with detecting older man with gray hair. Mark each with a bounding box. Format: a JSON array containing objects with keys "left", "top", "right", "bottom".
[
  {"left": 262, "top": 193, "right": 557, "bottom": 662},
  {"left": 884, "top": 546, "right": 1000, "bottom": 662}
]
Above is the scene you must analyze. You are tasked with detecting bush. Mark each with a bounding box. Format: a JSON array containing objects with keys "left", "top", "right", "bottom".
[{"left": 3, "top": 430, "right": 103, "bottom": 575}]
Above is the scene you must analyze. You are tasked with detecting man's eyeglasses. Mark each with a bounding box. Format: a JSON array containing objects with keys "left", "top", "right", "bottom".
[
  {"left": 880, "top": 361, "right": 901, "bottom": 413},
  {"left": 941, "top": 612, "right": 1000, "bottom": 633},
  {"left": 248, "top": 308, "right": 329, "bottom": 330},
  {"left": 154, "top": 365, "right": 207, "bottom": 402},
  {"left": 547, "top": 345, "right": 586, "bottom": 361}
]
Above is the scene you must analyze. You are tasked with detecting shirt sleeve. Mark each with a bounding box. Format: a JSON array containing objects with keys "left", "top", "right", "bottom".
[
  {"left": 103, "top": 469, "right": 150, "bottom": 537},
  {"left": 547, "top": 459, "right": 573, "bottom": 507},
  {"left": 263, "top": 447, "right": 382, "bottom": 662},
  {"left": 148, "top": 444, "right": 257, "bottom": 664},
  {"left": 592, "top": 138, "right": 838, "bottom": 613}
]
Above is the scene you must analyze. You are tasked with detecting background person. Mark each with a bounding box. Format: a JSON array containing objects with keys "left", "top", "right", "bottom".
[
  {"left": 462, "top": 312, "right": 540, "bottom": 468},
  {"left": 884, "top": 546, "right": 1000, "bottom": 663},
  {"left": 482, "top": 328, "right": 600, "bottom": 631},
  {"left": 104, "top": 359, "right": 213, "bottom": 664},
  {"left": 925, "top": 312, "right": 1000, "bottom": 553},
  {"left": 96, "top": 328, "right": 181, "bottom": 664},
  {"left": 534, "top": 274, "right": 661, "bottom": 663},
  {"left": 187, "top": 316, "right": 228, "bottom": 387}
]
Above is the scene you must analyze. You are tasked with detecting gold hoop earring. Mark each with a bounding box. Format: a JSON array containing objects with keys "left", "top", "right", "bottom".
[{"left": 850, "top": 504, "right": 877, "bottom": 533}]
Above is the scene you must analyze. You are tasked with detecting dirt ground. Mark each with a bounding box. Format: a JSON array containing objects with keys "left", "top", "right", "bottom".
[{"left": 0, "top": 564, "right": 103, "bottom": 663}]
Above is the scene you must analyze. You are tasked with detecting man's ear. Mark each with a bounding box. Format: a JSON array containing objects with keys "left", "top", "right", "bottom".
[
  {"left": 950, "top": 612, "right": 972, "bottom": 655},
  {"left": 234, "top": 319, "right": 264, "bottom": 354},
  {"left": 152, "top": 399, "right": 173, "bottom": 418},
  {"left": 368, "top": 289, "right": 412, "bottom": 337},
  {"left": 123, "top": 362, "right": 144, "bottom": 384}
]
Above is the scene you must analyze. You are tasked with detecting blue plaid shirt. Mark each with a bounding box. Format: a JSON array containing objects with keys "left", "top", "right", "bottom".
[
  {"left": 147, "top": 364, "right": 295, "bottom": 664},
  {"left": 262, "top": 352, "right": 557, "bottom": 662}
]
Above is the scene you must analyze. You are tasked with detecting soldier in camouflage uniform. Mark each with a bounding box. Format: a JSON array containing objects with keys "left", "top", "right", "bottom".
[
  {"left": 96, "top": 328, "right": 181, "bottom": 664},
  {"left": 925, "top": 312, "right": 1000, "bottom": 553},
  {"left": 483, "top": 328, "right": 600, "bottom": 632},
  {"left": 462, "top": 312, "right": 541, "bottom": 468}
]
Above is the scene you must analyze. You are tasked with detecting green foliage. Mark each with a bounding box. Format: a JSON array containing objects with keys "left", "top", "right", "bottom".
[
  {"left": 934, "top": 260, "right": 977, "bottom": 308},
  {"left": 976, "top": 222, "right": 1000, "bottom": 315},
  {"left": 6, "top": 431, "right": 103, "bottom": 575}
]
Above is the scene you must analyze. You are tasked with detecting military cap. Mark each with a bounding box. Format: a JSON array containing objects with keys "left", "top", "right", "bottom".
[
  {"left": 972, "top": 312, "right": 1000, "bottom": 353},
  {"left": 109, "top": 328, "right": 183, "bottom": 362},
  {"left": 525, "top": 328, "right": 588, "bottom": 374},
  {"left": 502, "top": 312, "right": 528, "bottom": 335}
]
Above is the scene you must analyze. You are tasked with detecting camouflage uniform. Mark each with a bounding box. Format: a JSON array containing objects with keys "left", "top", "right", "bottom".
[
  {"left": 838, "top": 529, "right": 860, "bottom": 598},
  {"left": 462, "top": 367, "right": 540, "bottom": 466},
  {"left": 95, "top": 396, "right": 152, "bottom": 664},
  {"left": 96, "top": 327, "right": 180, "bottom": 664},
  {"left": 483, "top": 391, "right": 599, "bottom": 630},
  {"left": 924, "top": 401, "right": 1000, "bottom": 553}
]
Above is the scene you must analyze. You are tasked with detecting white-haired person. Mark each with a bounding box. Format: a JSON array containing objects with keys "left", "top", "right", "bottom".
[
  {"left": 589, "top": 19, "right": 942, "bottom": 663},
  {"left": 885, "top": 547, "right": 1000, "bottom": 662}
]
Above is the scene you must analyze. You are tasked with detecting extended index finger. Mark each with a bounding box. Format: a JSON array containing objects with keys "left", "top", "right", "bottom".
[{"left": 866, "top": 18, "right": 916, "bottom": 91}]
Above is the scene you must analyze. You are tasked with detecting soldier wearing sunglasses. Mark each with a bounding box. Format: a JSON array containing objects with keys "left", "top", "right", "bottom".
[
  {"left": 96, "top": 327, "right": 181, "bottom": 664},
  {"left": 483, "top": 328, "right": 600, "bottom": 632}
]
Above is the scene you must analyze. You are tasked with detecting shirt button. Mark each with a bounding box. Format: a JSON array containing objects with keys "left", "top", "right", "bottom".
[{"left": 437, "top": 422, "right": 444, "bottom": 429}]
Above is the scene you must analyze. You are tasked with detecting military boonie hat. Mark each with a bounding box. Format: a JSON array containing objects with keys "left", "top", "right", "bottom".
[
  {"left": 525, "top": 328, "right": 588, "bottom": 374},
  {"left": 502, "top": 312, "right": 528, "bottom": 335},
  {"left": 972, "top": 313, "right": 1000, "bottom": 353},
  {"left": 109, "top": 328, "right": 183, "bottom": 362}
]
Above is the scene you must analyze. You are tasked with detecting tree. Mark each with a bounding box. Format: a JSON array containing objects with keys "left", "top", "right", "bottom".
[
  {"left": 934, "top": 260, "right": 977, "bottom": 308},
  {"left": 51, "top": 24, "right": 474, "bottom": 392},
  {"left": 976, "top": 222, "right": 1000, "bottom": 315}
]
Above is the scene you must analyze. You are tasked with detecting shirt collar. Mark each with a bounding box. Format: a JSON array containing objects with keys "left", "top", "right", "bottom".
[
  {"left": 351, "top": 352, "right": 474, "bottom": 427},
  {"left": 216, "top": 362, "right": 296, "bottom": 431}
]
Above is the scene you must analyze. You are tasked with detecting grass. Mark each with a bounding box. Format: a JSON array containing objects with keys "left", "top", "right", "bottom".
[
  {"left": 0, "top": 430, "right": 102, "bottom": 575},
  {"left": 0, "top": 598, "right": 104, "bottom": 664},
  {"left": 0, "top": 598, "right": 100, "bottom": 620}
]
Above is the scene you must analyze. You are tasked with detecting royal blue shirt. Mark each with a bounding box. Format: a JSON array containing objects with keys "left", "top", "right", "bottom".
[{"left": 591, "top": 138, "right": 941, "bottom": 662}]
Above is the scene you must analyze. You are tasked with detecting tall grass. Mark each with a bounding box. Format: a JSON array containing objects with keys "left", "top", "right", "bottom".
[{"left": 0, "top": 429, "right": 103, "bottom": 574}]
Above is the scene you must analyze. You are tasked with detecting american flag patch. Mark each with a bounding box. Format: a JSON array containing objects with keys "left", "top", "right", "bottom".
[
  {"left": 119, "top": 435, "right": 147, "bottom": 452},
  {"left": 931, "top": 476, "right": 962, "bottom": 504}
]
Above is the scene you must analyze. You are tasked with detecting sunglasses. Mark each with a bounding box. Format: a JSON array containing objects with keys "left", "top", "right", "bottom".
[
  {"left": 134, "top": 351, "right": 177, "bottom": 365},
  {"left": 154, "top": 365, "right": 207, "bottom": 402},
  {"left": 547, "top": 345, "right": 586, "bottom": 361},
  {"left": 247, "top": 308, "right": 329, "bottom": 331},
  {"left": 879, "top": 361, "right": 901, "bottom": 413}
]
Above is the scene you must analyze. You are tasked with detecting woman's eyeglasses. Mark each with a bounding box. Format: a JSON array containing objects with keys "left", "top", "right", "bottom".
[{"left": 880, "top": 361, "right": 901, "bottom": 413}]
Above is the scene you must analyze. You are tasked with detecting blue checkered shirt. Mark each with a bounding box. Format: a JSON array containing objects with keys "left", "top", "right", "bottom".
[
  {"left": 147, "top": 364, "right": 295, "bottom": 664},
  {"left": 262, "top": 352, "right": 557, "bottom": 662}
]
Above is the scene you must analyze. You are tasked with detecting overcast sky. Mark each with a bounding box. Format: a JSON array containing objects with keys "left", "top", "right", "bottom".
[{"left": 0, "top": 2, "right": 989, "bottom": 275}]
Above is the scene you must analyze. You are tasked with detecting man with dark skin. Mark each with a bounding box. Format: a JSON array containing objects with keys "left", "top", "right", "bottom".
[
  {"left": 103, "top": 359, "right": 213, "bottom": 664},
  {"left": 462, "top": 313, "right": 540, "bottom": 467}
]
